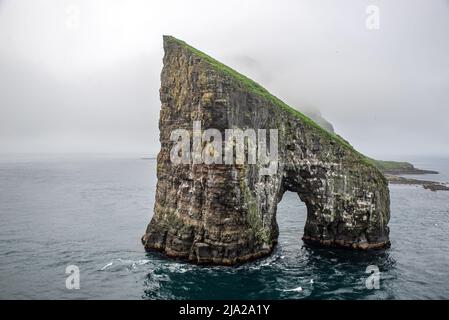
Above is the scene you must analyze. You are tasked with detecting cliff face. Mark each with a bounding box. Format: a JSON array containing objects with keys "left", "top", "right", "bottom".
[{"left": 142, "top": 36, "right": 390, "bottom": 265}]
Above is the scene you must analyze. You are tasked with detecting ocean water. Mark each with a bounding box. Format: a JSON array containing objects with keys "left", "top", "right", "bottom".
[{"left": 0, "top": 154, "right": 448, "bottom": 300}]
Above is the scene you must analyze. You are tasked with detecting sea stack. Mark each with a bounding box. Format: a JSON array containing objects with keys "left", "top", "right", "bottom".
[{"left": 142, "top": 36, "right": 390, "bottom": 265}]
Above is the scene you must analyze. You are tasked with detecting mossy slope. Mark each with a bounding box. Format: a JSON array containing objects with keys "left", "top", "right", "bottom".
[{"left": 164, "top": 35, "right": 378, "bottom": 170}]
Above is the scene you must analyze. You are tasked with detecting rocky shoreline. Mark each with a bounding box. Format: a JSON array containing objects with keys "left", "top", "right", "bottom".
[
  {"left": 386, "top": 174, "right": 449, "bottom": 192},
  {"left": 383, "top": 168, "right": 439, "bottom": 175}
]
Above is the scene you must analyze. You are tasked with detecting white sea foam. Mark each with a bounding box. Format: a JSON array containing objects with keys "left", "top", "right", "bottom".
[
  {"left": 283, "top": 286, "right": 303, "bottom": 292},
  {"left": 100, "top": 262, "right": 113, "bottom": 270},
  {"left": 99, "top": 259, "right": 150, "bottom": 271}
]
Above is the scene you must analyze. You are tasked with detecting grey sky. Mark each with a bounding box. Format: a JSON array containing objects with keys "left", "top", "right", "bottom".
[{"left": 0, "top": 0, "right": 448, "bottom": 159}]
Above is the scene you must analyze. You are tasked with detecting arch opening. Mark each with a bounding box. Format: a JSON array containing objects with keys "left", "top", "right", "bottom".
[{"left": 275, "top": 190, "right": 307, "bottom": 249}]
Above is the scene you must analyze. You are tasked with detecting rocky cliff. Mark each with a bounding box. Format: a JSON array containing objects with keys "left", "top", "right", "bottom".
[{"left": 142, "top": 36, "right": 390, "bottom": 265}]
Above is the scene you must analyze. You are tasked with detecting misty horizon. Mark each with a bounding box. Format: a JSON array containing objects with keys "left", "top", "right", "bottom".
[{"left": 1, "top": 0, "right": 448, "bottom": 159}]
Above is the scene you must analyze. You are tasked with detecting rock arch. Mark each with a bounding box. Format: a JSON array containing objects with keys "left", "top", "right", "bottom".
[{"left": 142, "top": 36, "right": 390, "bottom": 265}]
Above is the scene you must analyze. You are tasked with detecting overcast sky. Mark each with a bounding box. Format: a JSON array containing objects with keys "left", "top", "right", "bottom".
[{"left": 0, "top": 0, "right": 448, "bottom": 159}]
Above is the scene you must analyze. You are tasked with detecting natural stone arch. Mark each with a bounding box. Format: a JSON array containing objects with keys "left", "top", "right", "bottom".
[{"left": 142, "top": 36, "right": 390, "bottom": 265}]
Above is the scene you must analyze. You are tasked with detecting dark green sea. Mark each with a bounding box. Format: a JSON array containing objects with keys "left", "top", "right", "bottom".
[{"left": 0, "top": 155, "right": 448, "bottom": 299}]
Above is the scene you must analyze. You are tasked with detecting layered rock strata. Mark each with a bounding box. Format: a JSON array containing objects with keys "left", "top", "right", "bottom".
[{"left": 142, "top": 36, "right": 390, "bottom": 265}]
